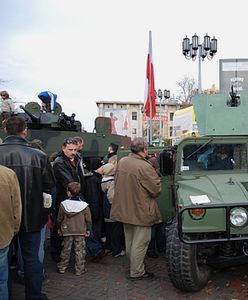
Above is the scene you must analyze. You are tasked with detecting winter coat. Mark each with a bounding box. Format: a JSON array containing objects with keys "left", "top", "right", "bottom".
[
  {"left": 110, "top": 153, "right": 162, "bottom": 226},
  {"left": 101, "top": 154, "right": 117, "bottom": 221},
  {"left": 1, "top": 98, "right": 15, "bottom": 112},
  {"left": 0, "top": 165, "right": 22, "bottom": 249},
  {"left": 0, "top": 135, "right": 55, "bottom": 232},
  {"left": 84, "top": 172, "right": 104, "bottom": 221},
  {"left": 101, "top": 154, "right": 117, "bottom": 205},
  {"left": 57, "top": 196, "right": 92, "bottom": 236},
  {"left": 53, "top": 151, "right": 85, "bottom": 210}
]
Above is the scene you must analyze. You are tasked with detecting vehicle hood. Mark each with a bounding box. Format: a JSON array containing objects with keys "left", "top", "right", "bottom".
[{"left": 177, "top": 173, "right": 248, "bottom": 207}]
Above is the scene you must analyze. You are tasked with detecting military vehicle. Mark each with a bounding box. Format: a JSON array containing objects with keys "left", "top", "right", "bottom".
[
  {"left": 157, "top": 89, "right": 248, "bottom": 292},
  {"left": 0, "top": 100, "right": 131, "bottom": 158}
]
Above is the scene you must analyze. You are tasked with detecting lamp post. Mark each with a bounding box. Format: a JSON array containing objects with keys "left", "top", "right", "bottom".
[
  {"left": 157, "top": 89, "right": 170, "bottom": 146},
  {"left": 182, "top": 34, "right": 217, "bottom": 93}
]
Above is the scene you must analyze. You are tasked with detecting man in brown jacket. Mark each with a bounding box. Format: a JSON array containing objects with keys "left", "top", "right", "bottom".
[
  {"left": 110, "top": 137, "right": 162, "bottom": 280},
  {"left": 0, "top": 165, "right": 22, "bottom": 300}
]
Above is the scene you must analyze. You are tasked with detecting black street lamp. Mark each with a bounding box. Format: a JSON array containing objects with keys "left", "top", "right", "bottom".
[
  {"left": 182, "top": 33, "right": 217, "bottom": 93},
  {"left": 157, "top": 89, "right": 170, "bottom": 146}
]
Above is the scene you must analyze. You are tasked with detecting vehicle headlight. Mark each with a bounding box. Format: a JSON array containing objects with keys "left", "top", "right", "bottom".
[{"left": 230, "top": 207, "right": 248, "bottom": 227}]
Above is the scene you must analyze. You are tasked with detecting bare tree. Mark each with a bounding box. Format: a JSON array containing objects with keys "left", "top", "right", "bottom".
[{"left": 176, "top": 76, "right": 197, "bottom": 104}]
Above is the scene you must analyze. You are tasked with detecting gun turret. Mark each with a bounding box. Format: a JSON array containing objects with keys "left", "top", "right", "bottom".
[
  {"left": 58, "top": 112, "right": 78, "bottom": 131},
  {"left": 20, "top": 105, "right": 41, "bottom": 124}
]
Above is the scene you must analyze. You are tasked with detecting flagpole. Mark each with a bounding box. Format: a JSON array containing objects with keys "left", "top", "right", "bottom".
[
  {"left": 149, "top": 30, "right": 153, "bottom": 145},
  {"left": 149, "top": 94, "right": 152, "bottom": 145}
]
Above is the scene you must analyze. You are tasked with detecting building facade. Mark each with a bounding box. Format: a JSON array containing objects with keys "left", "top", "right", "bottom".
[{"left": 96, "top": 100, "right": 180, "bottom": 144}]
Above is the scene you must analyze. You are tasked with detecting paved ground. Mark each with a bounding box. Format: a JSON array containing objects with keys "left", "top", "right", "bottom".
[{"left": 10, "top": 243, "right": 248, "bottom": 300}]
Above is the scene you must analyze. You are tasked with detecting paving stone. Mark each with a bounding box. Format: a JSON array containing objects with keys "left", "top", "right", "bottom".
[{"left": 10, "top": 247, "right": 248, "bottom": 300}]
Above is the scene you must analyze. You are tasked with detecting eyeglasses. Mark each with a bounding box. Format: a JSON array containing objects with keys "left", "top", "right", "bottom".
[{"left": 63, "top": 138, "right": 78, "bottom": 146}]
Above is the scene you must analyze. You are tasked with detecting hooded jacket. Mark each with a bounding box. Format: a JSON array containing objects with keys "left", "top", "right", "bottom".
[{"left": 57, "top": 196, "right": 92, "bottom": 236}]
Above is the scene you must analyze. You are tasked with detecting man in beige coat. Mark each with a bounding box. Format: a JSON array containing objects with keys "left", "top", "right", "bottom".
[
  {"left": 110, "top": 137, "right": 162, "bottom": 280},
  {"left": 0, "top": 165, "right": 22, "bottom": 300}
]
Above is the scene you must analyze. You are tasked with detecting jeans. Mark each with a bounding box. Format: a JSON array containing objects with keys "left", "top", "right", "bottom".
[
  {"left": 18, "top": 225, "right": 46, "bottom": 278},
  {"left": 86, "top": 228, "right": 103, "bottom": 257},
  {"left": 0, "top": 245, "right": 9, "bottom": 300},
  {"left": 19, "top": 230, "right": 45, "bottom": 300}
]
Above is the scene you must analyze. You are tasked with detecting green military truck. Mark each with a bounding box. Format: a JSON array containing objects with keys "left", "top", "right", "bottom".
[{"left": 159, "top": 91, "right": 248, "bottom": 292}]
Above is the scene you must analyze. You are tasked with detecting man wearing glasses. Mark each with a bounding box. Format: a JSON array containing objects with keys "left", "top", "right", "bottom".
[
  {"left": 52, "top": 137, "right": 106, "bottom": 263},
  {"left": 53, "top": 138, "right": 85, "bottom": 202},
  {"left": 51, "top": 138, "right": 85, "bottom": 261}
]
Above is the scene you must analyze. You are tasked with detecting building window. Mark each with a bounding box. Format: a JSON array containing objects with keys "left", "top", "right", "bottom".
[
  {"left": 132, "top": 112, "right": 137, "bottom": 121},
  {"left": 132, "top": 128, "right": 137, "bottom": 134},
  {"left": 169, "top": 126, "right": 173, "bottom": 137},
  {"left": 170, "top": 112, "right": 174, "bottom": 121}
]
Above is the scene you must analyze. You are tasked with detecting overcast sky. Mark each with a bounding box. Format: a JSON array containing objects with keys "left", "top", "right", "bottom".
[{"left": 1, "top": 0, "right": 248, "bottom": 131}]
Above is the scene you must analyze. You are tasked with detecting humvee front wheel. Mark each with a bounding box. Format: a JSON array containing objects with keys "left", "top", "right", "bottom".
[{"left": 166, "top": 218, "right": 212, "bottom": 292}]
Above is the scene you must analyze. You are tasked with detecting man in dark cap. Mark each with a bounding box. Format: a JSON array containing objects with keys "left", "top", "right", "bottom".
[{"left": 102, "top": 142, "right": 119, "bottom": 164}]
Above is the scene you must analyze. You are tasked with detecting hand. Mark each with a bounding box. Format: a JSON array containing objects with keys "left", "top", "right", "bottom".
[
  {"left": 85, "top": 230, "right": 90, "bottom": 237},
  {"left": 95, "top": 166, "right": 103, "bottom": 175}
]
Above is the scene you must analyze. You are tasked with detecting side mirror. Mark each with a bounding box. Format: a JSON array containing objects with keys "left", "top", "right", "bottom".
[{"left": 160, "top": 149, "right": 174, "bottom": 176}]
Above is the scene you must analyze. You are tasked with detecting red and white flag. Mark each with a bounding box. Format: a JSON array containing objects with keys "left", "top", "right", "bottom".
[{"left": 144, "top": 30, "right": 156, "bottom": 119}]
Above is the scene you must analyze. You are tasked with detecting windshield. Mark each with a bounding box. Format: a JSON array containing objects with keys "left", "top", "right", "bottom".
[{"left": 181, "top": 142, "right": 247, "bottom": 172}]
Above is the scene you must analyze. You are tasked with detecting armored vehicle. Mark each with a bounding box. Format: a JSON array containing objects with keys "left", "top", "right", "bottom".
[
  {"left": 0, "top": 101, "right": 131, "bottom": 158},
  {"left": 158, "top": 90, "right": 248, "bottom": 292}
]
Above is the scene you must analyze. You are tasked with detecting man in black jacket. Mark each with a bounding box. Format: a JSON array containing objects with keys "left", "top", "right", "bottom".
[
  {"left": 52, "top": 138, "right": 106, "bottom": 262},
  {"left": 53, "top": 137, "right": 85, "bottom": 208},
  {"left": 0, "top": 116, "right": 55, "bottom": 300},
  {"left": 51, "top": 138, "right": 85, "bottom": 261}
]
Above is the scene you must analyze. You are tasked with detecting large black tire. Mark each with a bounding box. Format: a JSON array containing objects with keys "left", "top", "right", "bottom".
[{"left": 166, "top": 218, "right": 212, "bottom": 292}]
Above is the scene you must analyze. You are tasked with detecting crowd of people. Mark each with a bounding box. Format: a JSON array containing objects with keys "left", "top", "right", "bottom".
[{"left": 0, "top": 93, "right": 166, "bottom": 299}]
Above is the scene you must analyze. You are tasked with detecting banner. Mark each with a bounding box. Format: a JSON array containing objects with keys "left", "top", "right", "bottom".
[{"left": 103, "top": 109, "right": 128, "bottom": 135}]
